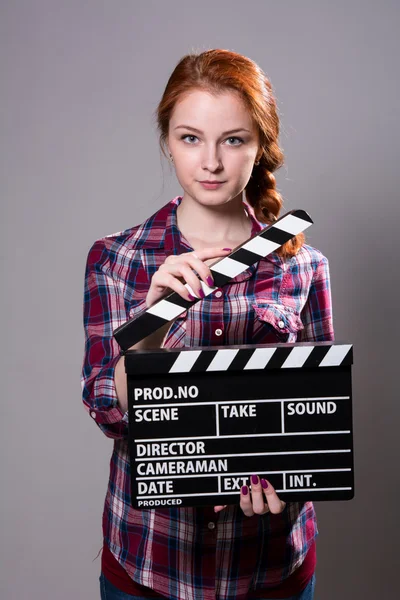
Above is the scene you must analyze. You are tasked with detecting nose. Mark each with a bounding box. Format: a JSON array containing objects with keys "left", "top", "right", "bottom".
[{"left": 201, "top": 144, "right": 223, "bottom": 172}]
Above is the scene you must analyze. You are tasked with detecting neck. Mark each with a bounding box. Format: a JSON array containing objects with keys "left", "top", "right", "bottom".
[{"left": 176, "top": 193, "right": 252, "bottom": 249}]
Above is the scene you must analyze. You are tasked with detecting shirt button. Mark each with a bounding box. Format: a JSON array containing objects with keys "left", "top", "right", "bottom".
[
  {"left": 215, "top": 290, "right": 223, "bottom": 298},
  {"left": 90, "top": 411, "right": 97, "bottom": 419},
  {"left": 278, "top": 320, "right": 285, "bottom": 329},
  {"left": 208, "top": 522, "right": 216, "bottom": 530},
  {"left": 215, "top": 328, "right": 223, "bottom": 336}
]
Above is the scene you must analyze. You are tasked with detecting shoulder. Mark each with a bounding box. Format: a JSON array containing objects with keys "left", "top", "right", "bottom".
[
  {"left": 286, "top": 243, "right": 331, "bottom": 286},
  {"left": 291, "top": 243, "right": 329, "bottom": 271},
  {"left": 84, "top": 226, "right": 144, "bottom": 276},
  {"left": 84, "top": 198, "right": 176, "bottom": 268},
  {"left": 100, "top": 200, "right": 171, "bottom": 252}
]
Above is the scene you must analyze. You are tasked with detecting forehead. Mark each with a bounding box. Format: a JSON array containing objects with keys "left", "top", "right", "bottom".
[{"left": 170, "top": 89, "right": 255, "bottom": 132}]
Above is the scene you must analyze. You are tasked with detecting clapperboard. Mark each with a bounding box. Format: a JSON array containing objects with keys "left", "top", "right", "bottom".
[{"left": 113, "top": 209, "right": 355, "bottom": 508}]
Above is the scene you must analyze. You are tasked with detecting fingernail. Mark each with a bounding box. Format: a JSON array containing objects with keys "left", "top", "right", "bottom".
[
  {"left": 206, "top": 276, "right": 214, "bottom": 287},
  {"left": 223, "top": 248, "right": 232, "bottom": 251},
  {"left": 251, "top": 475, "right": 259, "bottom": 485},
  {"left": 188, "top": 294, "right": 196, "bottom": 301},
  {"left": 241, "top": 485, "right": 248, "bottom": 495},
  {"left": 261, "top": 478, "right": 268, "bottom": 489},
  {"left": 198, "top": 288, "right": 205, "bottom": 298}
]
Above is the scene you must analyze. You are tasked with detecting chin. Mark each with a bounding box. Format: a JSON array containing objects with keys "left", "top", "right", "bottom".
[
  {"left": 187, "top": 187, "right": 237, "bottom": 203},
  {"left": 196, "top": 194, "right": 233, "bottom": 206}
]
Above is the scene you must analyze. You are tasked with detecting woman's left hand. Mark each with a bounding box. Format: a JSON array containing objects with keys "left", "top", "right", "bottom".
[
  {"left": 214, "top": 475, "right": 286, "bottom": 516},
  {"left": 240, "top": 475, "right": 286, "bottom": 516}
]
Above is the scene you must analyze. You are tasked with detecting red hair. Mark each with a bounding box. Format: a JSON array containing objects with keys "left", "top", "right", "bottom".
[{"left": 154, "top": 48, "right": 304, "bottom": 257}]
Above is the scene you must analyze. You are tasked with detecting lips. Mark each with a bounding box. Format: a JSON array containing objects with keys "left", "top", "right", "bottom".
[{"left": 199, "top": 181, "right": 225, "bottom": 190}]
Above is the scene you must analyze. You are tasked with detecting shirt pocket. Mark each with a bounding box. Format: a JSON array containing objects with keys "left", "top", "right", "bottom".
[{"left": 251, "top": 301, "right": 304, "bottom": 344}]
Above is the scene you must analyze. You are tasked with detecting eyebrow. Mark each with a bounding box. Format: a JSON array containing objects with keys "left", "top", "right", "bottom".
[{"left": 174, "top": 125, "right": 251, "bottom": 135}]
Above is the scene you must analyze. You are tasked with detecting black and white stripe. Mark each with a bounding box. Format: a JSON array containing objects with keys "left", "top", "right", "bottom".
[
  {"left": 114, "top": 209, "right": 313, "bottom": 350},
  {"left": 124, "top": 343, "right": 353, "bottom": 376}
]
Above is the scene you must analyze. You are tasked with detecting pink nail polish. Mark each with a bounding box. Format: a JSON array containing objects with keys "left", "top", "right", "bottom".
[
  {"left": 206, "top": 276, "right": 214, "bottom": 287},
  {"left": 251, "top": 475, "right": 259, "bottom": 485},
  {"left": 188, "top": 294, "right": 195, "bottom": 301},
  {"left": 198, "top": 288, "right": 205, "bottom": 298},
  {"left": 241, "top": 485, "right": 248, "bottom": 495},
  {"left": 223, "top": 248, "right": 232, "bottom": 251},
  {"left": 261, "top": 478, "right": 268, "bottom": 489}
]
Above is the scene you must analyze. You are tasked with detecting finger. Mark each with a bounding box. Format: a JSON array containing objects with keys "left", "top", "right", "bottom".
[
  {"left": 164, "top": 262, "right": 209, "bottom": 300},
  {"left": 250, "top": 475, "right": 269, "bottom": 515},
  {"left": 193, "top": 247, "right": 232, "bottom": 261},
  {"left": 166, "top": 247, "right": 231, "bottom": 265},
  {"left": 181, "top": 254, "right": 220, "bottom": 290},
  {"left": 186, "top": 247, "right": 232, "bottom": 286},
  {"left": 239, "top": 485, "right": 254, "bottom": 517},
  {"left": 261, "top": 478, "right": 286, "bottom": 514},
  {"left": 213, "top": 505, "right": 227, "bottom": 513},
  {"left": 156, "top": 263, "right": 204, "bottom": 300},
  {"left": 166, "top": 253, "right": 213, "bottom": 291},
  {"left": 151, "top": 271, "right": 196, "bottom": 302},
  {"left": 178, "top": 264, "right": 205, "bottom": 299},
  {"left": 161, "top": 248, "right": 231, "bottom": 297}
]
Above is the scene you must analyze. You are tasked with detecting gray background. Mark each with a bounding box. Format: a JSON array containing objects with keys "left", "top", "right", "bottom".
[{"left": 1, "top": 0, "right": 399, "bottom": 598}]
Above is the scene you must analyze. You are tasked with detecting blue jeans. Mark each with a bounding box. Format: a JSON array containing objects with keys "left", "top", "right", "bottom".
[{"left": 99, "top": 571, "right": 316, "bottom": 600}]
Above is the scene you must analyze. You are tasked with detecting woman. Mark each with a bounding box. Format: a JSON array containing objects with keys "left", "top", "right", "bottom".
[{"left": 81, "top": 49, "right": 334, "bottom": 600}]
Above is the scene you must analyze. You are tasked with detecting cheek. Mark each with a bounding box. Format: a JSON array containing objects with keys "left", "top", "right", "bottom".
[
  {"left": 233, "top": 155, "right": 254, "bottom": 181},
  {"left": 174, "top": 152, "right": 197, "bottom": 174},
  {"left": 172, "top": 157, "right": 191, "bottom": 179},
  {"left": 230, "top": 149, "right": 256, "bottom": 170}
]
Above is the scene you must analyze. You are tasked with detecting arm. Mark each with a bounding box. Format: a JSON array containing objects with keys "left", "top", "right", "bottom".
[
  {"left": 80, "top": 239, "right": 149, "bottom": 439},
  {"left": 113, "top": 321, "right": 175, "bottom": 413},
  {"left": 82, "top": 242, "right": 230, "bottom": 438},
  {"left": 297, "top": 255, "right": 335, "bottom": 343}
]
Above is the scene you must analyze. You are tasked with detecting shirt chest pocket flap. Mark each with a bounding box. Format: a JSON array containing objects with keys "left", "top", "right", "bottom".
[{"left": 252, "top": 301, "right": 304, "bottom": 343}]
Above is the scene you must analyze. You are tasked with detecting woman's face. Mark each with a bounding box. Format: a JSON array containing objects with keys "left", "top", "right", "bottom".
[{"left": 167, "top": 89, "right": 261, "bottom": 208}]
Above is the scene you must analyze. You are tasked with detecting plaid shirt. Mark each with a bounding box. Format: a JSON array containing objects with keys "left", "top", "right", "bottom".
[{"left": 81, "top": 195, "right": 334, "bottom": 600}]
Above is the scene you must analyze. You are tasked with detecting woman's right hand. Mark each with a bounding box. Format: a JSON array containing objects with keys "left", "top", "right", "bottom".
[{"left": 145, "top": 247, "right": 231, "bottom": 308}]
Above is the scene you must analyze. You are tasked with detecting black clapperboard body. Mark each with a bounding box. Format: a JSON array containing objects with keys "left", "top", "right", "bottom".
[
  {"left": 124, "top": 342, "right": 354, "bottom": 508},
  {"left": 113, "top": 210, "right": 355, "bottom": 508}
]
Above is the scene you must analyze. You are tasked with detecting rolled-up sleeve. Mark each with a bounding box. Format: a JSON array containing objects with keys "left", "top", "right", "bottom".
[
  {"left": 297, "top": 255, "right": 335, "bottom": 343},
  {"left": 80, "top": 239, "right": 147, "bottom": 439}
]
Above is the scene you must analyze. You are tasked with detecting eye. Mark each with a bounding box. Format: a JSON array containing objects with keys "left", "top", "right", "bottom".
[
  {"left": 180, "top": 134, "right": 245, "bottom": 146},
  {"left": 225, "top": 137, "right": 244, "bottom": 146},
  {"left": 181, "top": 135, "right": 198, "bottom": 144}
]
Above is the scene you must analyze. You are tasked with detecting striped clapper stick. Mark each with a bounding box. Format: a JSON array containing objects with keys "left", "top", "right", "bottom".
[
  {"left": 113, "top": 209, "right": 313, "bottom": 351},
  {"left": 125, "top": 342, "right": 354, "bottom": 508}
]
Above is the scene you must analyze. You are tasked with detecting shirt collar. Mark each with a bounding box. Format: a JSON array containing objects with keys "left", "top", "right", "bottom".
[
  {"left": 164, "top": 196, "right": 186, "bottom": 255},
  {"left": 163, "top": 195, "right": 263, "bottom": 249},
  {"left": 139, "top": 194, "right": 283, "bottom": 269}
]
